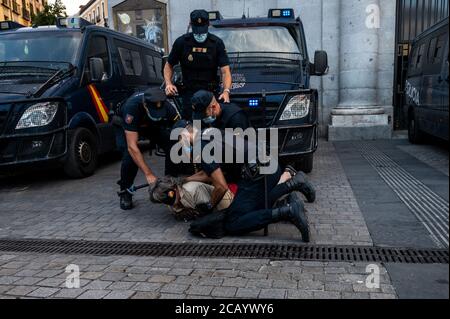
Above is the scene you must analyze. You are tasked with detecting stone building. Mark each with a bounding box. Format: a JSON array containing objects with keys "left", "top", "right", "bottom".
[
  {"left": 1, "top": 0, "right": 47, "bottom": 26},
  {"left": 78, "top": 0, "right": 109, "bottom": 27},
  {"left": 106, "top": 0, "right": 448, "bottom": 140}
]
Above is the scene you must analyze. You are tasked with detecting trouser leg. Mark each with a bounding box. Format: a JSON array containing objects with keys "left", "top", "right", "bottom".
[
  {"left": 180, "top": 91, "right": 194, "bottom": 120},
  {"left": 115, "top": 127, "right": 139, "bottom": 190},
  {"left": 224, "top": 165, "right": 283, "bottom": 235}
]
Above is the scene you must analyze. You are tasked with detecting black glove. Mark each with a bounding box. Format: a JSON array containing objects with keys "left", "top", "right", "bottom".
[{"left": 196, "top": 202, "right": 214, "bottom": 216}]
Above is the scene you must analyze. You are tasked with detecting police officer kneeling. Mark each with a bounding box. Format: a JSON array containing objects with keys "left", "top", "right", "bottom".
[
  {"left": 179, "top": 123, "right": 312, "bottom": 242},
  {"left": 191, "top": 90, "right": 250, "bottom": 130},
  {"left": 113, "top": 88, "right": 180, "bottom": 210}
]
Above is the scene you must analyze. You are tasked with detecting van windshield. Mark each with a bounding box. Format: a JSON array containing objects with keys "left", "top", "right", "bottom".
[
  {"left": 210, "top": 26, "right": 302, "bottom": 58},
  {"left": 0, "top": 31, "right": 81, "bottom": 65}
]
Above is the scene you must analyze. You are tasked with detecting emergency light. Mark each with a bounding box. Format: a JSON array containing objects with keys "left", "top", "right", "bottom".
[
  {"left": 268, "top": 8, "right": 295, "bottom": 19},
  {"left": 208, "top": 11, "right": 223, "bottom": 21},
  {"left": 57, "top": 17, "right": 93, "bottom": 29},
  {"left": 248, "top": 99, "right": 260, "bottom": 107},
  {"left": 0, "top": 21, "right": 25, "bottom": 31}
]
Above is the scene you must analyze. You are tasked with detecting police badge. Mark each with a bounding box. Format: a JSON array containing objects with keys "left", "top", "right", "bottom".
[{"left": 188, "top": 54, "right": 194, "bottom": 62}]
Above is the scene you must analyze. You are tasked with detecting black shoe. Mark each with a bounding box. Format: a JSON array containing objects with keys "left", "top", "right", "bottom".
[
  {"left": 120, "top": 192, "right": 133, "bottom": 210},
  {"left": 287, "top": 192, "right": 310, "bottom": 243},
  {"left": 285, "top": 171, "right": 316, "bottom": 203},
  {"left": 271, "top": 193, "right": 310, "bottom": 243}
]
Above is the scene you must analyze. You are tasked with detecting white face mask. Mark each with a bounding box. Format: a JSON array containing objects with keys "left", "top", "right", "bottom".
[{"left": 193, "top": 33, "right": 208, "bottom": 43}]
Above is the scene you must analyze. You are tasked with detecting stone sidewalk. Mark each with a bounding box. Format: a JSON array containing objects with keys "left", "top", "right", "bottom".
[
  {"left": 0, "top": 252, "right": 396, "bottom": 299},
  {"left": 0, "top": 141, "right": 372, "bottom": 246},
  {"left": 3, "top": 138, "right": 448, "bottom": 299}
]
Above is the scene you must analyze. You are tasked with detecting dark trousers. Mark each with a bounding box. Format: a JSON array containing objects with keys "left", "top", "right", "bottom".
[
  {"left": 114, "top": 126, "right": 180, "bottom": 191},
  {"left": 180, "top": 91, "right": 195, "bottom": 120},
  {"left": 224, "top": 165, "right": 291, "bottom": 235}
]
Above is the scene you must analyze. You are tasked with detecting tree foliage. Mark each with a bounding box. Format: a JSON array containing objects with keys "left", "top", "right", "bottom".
[{"left": 31, "top": 0, "right": 68, "bottom": 26}]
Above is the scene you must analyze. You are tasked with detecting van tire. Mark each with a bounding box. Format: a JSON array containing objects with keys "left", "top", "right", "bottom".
[
  {"left": 64, "top": 128, "right": 98, "bottom": 178},
  {"left": 408, "top": 110, "right": 425, "bottom": 144},
  {"left": 293, "top": 154, "right": 314, "bottom": 174}
]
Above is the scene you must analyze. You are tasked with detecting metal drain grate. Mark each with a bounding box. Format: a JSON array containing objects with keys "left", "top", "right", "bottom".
[
  {"left": 359, "top": 144, "right": 449, "bottom": 248},
  {"left": 0, "top": 239, "right": 447, "bottom": 264}
]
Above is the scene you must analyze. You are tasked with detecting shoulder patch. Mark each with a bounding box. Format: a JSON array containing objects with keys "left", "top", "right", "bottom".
[{"left": 125, "top": 114, "right": 134, "bottom": 125}]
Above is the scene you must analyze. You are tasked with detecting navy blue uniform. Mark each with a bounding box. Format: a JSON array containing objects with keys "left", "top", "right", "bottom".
[
  {"left": 212, "top": 103, "right": 251, "bottom": 130},
  {"left": 115, "top": 92, "right": 180, "bottom": 191},
  {"left": 168, "top": 33, "right": 230, "bottom": 119},
  {"left": 199, "top": 130, "right": 290, "bottom": 236}
]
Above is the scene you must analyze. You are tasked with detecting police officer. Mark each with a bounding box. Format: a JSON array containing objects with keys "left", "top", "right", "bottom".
[
  {"left": 191, "top": 90, "right": 250, "bottom": 130},
  {"left": 180, "top": 124, "right": 316, "bottom": 241},
  {"left": 164, "top": 9, "right": 232, "bottom": 119},
  {"left": 114, "top": 87, "right": 181, "bottom": 210}
]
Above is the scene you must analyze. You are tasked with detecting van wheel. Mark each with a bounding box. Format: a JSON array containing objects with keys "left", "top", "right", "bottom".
[
  {"left": 408, "top": 111, "right": 425, "bottom": 144},
  {"left": 293, "top": 154, "right": 314, "bottom": 174},
  {"left": 64, "top": 128, "right": 98, "bottom": 178}
]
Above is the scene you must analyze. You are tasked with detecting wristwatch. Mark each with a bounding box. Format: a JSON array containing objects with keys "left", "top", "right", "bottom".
[{"left": 223, "top": 89, "right": 231, "bottom": 94}]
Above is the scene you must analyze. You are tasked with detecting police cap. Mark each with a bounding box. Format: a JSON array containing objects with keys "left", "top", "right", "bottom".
[
  {"left": 190, "top": 9, "right": 209, "bottom": 34},
  {"left": 191, "top": 90, "right": 214, "bottom": 120}
]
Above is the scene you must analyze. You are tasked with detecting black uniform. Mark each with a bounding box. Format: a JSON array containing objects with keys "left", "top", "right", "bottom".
[
  {"left": 167, "top": 32, "right": 230, "bottom": 120},
  {"left": 114, "top": 90, "right": 180, "bottom": 192},
  {"left": 199, "top": 130, "right": 293, "bottom": 235},
  {"left": 212, "top": 103, "right": 251, "bottom": 130}
]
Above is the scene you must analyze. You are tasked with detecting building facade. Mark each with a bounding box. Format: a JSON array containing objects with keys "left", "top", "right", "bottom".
[
  {"left": 79, "top": 0, "right": 109, "bottom": 27},
  {"left": 106, "top": 0, "right": 448, "bottom": 140},
  {"left": 1, "top": 0, "right": 47, "bottom": 25}
]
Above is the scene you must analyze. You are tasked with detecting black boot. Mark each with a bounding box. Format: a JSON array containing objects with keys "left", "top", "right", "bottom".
[
  {"left": 120, "top": 192, "right": 133, "bottom": 210},
  {"left": 272, "top": 192, "right": 310, "bottom": 243},
  {"left": 285, "top": 171, "right": 316, "bottom": 203}
]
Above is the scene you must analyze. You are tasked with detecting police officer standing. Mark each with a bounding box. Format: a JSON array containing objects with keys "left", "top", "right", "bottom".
[
  {"left": 164, "top": 9, "right": 232, "bottom": 119},
  {"left": 114, "top": 87, "right": 181, "bottom": 210}
]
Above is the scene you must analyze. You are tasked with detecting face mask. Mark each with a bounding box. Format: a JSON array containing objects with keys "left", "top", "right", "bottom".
[
  {"left": 193, "top": 33, "right": 208, "bottom": 43},
  {"left": 203, "top": 116, "right": 216, "bottom": 125}
]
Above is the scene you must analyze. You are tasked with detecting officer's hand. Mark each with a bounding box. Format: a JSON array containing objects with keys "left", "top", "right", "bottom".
[
  {"left": 218, "top": 91, "right": 230, "bottom": 103},
  {"left": 165, "top": 84, "right": 178, "bottom": 96},
  {"left": 146, "top": 174, "right": 158, "bottom": 187}
]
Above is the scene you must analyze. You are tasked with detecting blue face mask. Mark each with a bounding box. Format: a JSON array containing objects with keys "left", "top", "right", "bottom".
[
  {"left": 203, "top": 116, "right": 216, "bottom": 125},
  {"left": 193, "top": 33, "right": 208, "bottom": 43}
]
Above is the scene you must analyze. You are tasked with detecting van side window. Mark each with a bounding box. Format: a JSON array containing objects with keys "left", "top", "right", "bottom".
[
  {"left": 87, "top": 36, "right": 111, "bottom": 77},
  {"left": 416, "top": 43, "right": 425, "bottom": 69},
  {"left": 117, "top": 47, "right": 142, "bottom": 76},
  {"left": 431, "top": 34, "right": 446, "bottom": 65},
  {"left": 145, "top": 55, "right": 157, "bottom": 79}
]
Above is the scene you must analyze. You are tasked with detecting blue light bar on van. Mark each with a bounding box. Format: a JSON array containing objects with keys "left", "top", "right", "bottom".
[
  {"left": 0, "top": 21, "right": 25, "bottom": 31},
  {"left": 268, "top": 8, "right": 295, "bottom": 18},
  {"left": 248, "top": 99, "right": 260, "bottom": 107},
  {"left": 57, "top": 17, "right": 93, "bottom": 29}
]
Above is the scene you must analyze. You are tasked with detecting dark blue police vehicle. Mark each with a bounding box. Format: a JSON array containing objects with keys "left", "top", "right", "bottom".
[
  {"left": 405, "top": 17, "right": 449, "bottom": 144},
  {"left": 0, "top": 18, "right": 164, "bottom": 177},
  {"left": 208, "top": 8, "right": 328, "bottom": 173}
]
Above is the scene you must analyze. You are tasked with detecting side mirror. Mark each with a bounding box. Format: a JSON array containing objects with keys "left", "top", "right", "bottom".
[
  {"left": 89, "top": 57, "right": 105, "bottom": 82},
  {"left": 311, "top": 50, "right": 329, "bottom": 76}
]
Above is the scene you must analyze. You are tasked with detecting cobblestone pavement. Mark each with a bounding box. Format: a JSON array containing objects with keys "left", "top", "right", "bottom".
[
  {"left": 0, "top": 140, "right": 372, "bottom": 246},
  {"left": 0, "top": 252, "right": 396, "bottom": 299},
  {"left": 2, "top": 138, "right": 448, "bottom": 299}
]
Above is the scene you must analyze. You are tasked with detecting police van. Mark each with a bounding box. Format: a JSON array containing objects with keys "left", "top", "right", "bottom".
[
  {"left": 0, "top": 18, "right": 164, "bottom": 177},
  {"left": 206, "top": 8, "right": 328, "bottom": 173},
  {"left": 405, "top": 17, "right": 449, "bottom": 144}
]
